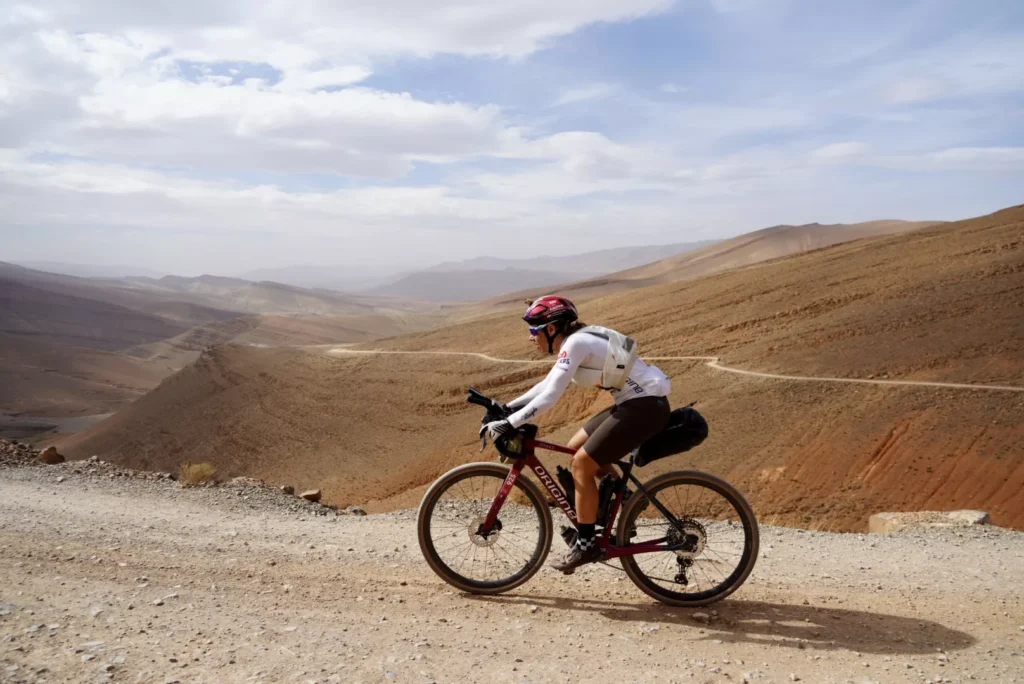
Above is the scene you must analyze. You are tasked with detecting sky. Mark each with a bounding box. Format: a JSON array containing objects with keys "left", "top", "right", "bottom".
[{"left": 1, "top": 0, "right": 1022, "bottom": 276}]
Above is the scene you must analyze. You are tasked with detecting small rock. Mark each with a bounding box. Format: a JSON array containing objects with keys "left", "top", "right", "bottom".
[
  {"left": 790, "top": 675, "right": 801, "bottom": 682},
  {"left": 153, "top": 599, "right": 164, "bottom": 606},
  {"left": 528, "top": 605, "right": 539, "bottom": 614},
  {"left": 346, "top": 506, "right": 367, "bottom": 516},
  {"left": 691, "top": 612, "right": 711, "bottom": 623},
  {"left": 88, "top": 455, "right": 99, "bottom": 462},
  {"left": 281, "top": 485, "right": 295, "bottom": 495},
  {"left": 38, "top": 446, "right": 65, "bottom": 465},
  {"left": 300, "top": 490, "right": 321, "bottom": 502},
  {"left": 102, "top": 664, "right": 115, "bottom": 673},
  {"left": 56, "top": 476, "right": 65, "bottom": 483}
]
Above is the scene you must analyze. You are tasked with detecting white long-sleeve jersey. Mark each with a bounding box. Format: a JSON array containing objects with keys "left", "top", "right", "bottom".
[{"left": 506, "top": 331, "right": 671, "bottom": 428}]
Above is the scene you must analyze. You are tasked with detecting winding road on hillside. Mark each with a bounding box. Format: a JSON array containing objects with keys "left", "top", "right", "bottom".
[{"left": 327, "top": 348, "right": 1024, "bottom": 393}]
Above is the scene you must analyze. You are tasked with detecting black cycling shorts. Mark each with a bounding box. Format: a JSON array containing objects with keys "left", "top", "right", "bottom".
[{"left": 581, "top": 395, "right": 671, "bottom": 465}]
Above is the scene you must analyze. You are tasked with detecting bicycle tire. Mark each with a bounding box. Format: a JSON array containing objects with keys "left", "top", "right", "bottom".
[
  {"left": 417, "top": 462, "right": 553, "bottom": 594},
  {"left": 615, "top": 470, "right": 759, "bottom": 607}
]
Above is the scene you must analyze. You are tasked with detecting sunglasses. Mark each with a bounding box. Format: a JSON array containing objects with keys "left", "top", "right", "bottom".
[{"left": 528, "top": 325, "right": 546, "bottom": 337}]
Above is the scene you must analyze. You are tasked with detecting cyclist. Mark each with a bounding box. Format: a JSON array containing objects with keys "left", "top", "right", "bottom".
[{"left": 481, "top": 295, "right": 672, "bottom": 572}]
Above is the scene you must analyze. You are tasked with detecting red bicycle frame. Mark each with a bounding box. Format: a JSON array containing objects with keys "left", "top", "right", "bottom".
[{"left": 480, "top": 437, "right": 674, "bottom": 560}]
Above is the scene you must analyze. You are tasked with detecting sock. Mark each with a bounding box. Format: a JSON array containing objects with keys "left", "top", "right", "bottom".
[{"left": 576, "top": 523, "right": 596, "bottom": 550}]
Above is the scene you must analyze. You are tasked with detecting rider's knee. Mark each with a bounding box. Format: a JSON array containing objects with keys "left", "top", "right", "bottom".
[{"left": 571, "top": 449, "right": 598, "bottom": 476}]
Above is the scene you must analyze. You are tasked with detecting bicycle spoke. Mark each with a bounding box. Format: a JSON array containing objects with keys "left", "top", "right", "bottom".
[
  {"left": 423, "top": 469, "right": 547, "bottom": 589},
  {"left": 620, "top": 475, "right": 756, "bottom": 604}
]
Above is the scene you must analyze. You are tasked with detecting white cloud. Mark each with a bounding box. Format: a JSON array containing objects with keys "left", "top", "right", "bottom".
[
  {"left": 552, "top": 83, "right": 617, "bottom": 107},
  {"left": 849, "top": 34, "right": 1024, "bottom": 106},
  {"left": 659, "top": 83, "right": 688, "bottom": 94},
  {"left": 1, "top": 1, "right": 674, "bottom": 177},
  {"left": 810, "top": 142, "right": 869, "bottom": 162},
  {"left": 10, "top": 0, "right": 676, "bottom": 61},
  {"left": 3, "top": 0, "right": 1023, "bottom": 272},
  {"left": 891, "top": 147, "right": 1024, "bottom": 172}
]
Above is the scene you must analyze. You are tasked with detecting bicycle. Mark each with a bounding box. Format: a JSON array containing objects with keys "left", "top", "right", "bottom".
[{"left": 416, "top": 388, "right": 760, "bottom": 607}]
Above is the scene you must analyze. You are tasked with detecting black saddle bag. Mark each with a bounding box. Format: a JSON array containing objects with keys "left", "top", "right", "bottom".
[{"left": 634, "top": 407, "right": 708, "bottom": 467}]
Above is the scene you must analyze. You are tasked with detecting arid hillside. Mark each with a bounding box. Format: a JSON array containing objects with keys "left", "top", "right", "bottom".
[
  {"left": 58, "top": 205, "right": 1024, "bottom": 532},
  {"left": 127, "top": 274, "right": 425, "bottom": 316},
  {"left": 125, "top": 312, "right": 432, "bottom": 369},
  {"left": 0, "top": 263, "right": 435, "bottom": 432},
  {"left": 0, "top": 333, "right": 169, "bottom": 416},
  {"left": 366, "top": 241, "right": 714, "bottom": 302},
  {"left": 475, "top": 219, "right": 938, "bottom": 313}
]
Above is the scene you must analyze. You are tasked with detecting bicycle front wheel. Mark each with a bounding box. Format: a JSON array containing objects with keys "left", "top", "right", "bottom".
[
  {"left": 616, "top": 470, "right": 759, "bottom": 606},
  {"left": 417, "top": 462, "right": 553, "bottom": 594}
]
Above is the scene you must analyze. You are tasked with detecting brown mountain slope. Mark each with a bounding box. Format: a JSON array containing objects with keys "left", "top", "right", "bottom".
[
  {"left": 0, "top": 263, "right": 241, "bottom": 330},
  {"left": 0, "top": 278, "right": 191, "bottom": 350},
  {"left": 1, "top": 262, "right": 435, "bottom": 422},
  {"left": 386, "top": 208, "right": 1020, "bottom": 385},
  {"left": 128, "top": 275, "right": 426, "bottom": 316},
  {"left": 58, "top": 205, "right": 1023, "bottom": 531},
  {"left": 472, "top": 219, "right": 938, "bottom": 313},
  {"left": 127, "top": 312, "right": 435, "bottom": 368},
  {"left": 0, "top": 333, "right": 168, "bottom": 416}
]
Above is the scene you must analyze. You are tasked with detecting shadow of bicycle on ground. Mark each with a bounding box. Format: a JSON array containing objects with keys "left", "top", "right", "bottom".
[{"left": 466, "top": 593, "right": 975, "bottom": 655}]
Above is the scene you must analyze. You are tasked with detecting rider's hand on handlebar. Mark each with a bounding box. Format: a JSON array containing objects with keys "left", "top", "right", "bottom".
[{"left": 480, "top": 420, "right": 514, "bottom": 440}]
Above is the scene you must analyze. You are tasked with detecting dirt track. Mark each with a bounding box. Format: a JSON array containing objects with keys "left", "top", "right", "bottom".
[
  {"left": 328, "top": 349, "right": 1024, "bottom": 393},
  {"left": 2, "top": 468, "right": 1023, "bottom": 684}
]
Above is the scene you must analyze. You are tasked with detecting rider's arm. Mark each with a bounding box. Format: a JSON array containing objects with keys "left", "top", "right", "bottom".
[
  {"left": 506, "top": 340, "right": 585, "bottom": 428},
  {"left": 507, "top": 375, "right": 549, "bottom": 409}
]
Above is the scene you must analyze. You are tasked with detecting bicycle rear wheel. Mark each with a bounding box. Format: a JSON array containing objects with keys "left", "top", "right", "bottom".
[
  {"left": 417, "top": 462, "right": 553, "bottom": 594},
  {"left": 616, "top": 470, "right": 759, "bottom": 606}
]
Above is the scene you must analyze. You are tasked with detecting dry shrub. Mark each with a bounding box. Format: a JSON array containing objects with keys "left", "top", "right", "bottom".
[{"left": 180, "top": 462, "right": 216, "bottom": 487}]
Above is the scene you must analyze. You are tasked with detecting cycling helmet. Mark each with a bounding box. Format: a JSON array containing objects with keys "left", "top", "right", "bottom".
[
  {"left": 523, "top": 295, "right": 578, "bottom": 327},
  {"left": 523, "top": 295, "right": 578, "bottom": 353}
]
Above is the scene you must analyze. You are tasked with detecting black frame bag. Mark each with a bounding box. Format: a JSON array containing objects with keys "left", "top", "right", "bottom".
[{"left": 634, "top": 407, "right": 708, "bottom": 467}]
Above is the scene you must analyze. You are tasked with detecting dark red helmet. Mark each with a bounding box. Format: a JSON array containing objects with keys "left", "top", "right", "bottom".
[{"left": 523, "top": 295, "right": 578, "bottom": 328}]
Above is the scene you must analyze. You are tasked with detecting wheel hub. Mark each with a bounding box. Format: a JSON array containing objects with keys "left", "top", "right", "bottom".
[
  {"left": 668, "top": 519, "right": 706, "bottom": 560},
  {"left": 469, "top": 517, "right": 501, "bottom": 547}
]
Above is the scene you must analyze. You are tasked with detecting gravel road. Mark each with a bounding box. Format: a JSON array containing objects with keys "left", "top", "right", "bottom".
[{"left": 2, "top": 465, "right": 1023, "bottom": 684}]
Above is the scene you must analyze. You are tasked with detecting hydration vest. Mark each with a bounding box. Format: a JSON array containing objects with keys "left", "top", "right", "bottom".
[{"left": 578, "top": 326, "right": 639, "bottom": 391}]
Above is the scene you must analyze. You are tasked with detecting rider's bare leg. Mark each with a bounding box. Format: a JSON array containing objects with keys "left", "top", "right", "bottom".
[
  {"left": 568, "top": 428, "right": 617, "bottom": 480},
  {"left": 570, "top": 447, "right": 601, "bottom": 524}
]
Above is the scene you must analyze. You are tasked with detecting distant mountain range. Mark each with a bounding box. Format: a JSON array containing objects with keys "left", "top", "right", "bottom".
[
  {"left": 365, "top": 241, "right": 717, "bottom": 301},
  {"left": 14, "top": 261, "right": 168, "bottom": 279}
]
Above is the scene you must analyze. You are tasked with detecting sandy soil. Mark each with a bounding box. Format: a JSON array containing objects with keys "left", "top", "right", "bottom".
[{"left": 2, "top": 466, "right": 1023, "bottom": 684}]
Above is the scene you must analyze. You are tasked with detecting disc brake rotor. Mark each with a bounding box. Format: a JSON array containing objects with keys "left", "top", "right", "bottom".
[
  {"left": 668, "top": 519, "right": 707, "bottom": 560},
  {"left": 469, "top": 517, "right": 501, "bottom": 547}
]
